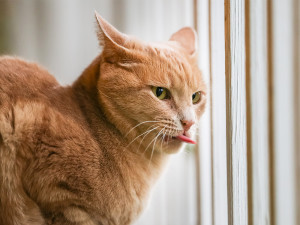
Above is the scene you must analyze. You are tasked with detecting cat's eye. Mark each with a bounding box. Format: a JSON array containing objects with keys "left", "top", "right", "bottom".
[
  {"left": 192, "top": 91, "right": 202, "bottom": 104},
  {"left": 152, "top": 87, "right": 168, "bottom": 100}
]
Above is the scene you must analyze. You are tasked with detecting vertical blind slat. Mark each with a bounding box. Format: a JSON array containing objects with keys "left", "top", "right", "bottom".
[
  {"left": 249, "top": 0, "right": 271, "bottom": 224},
  {"left": 266, "top": 0, "right": 276, "bottom": 223},
  {"left": 209, "top": 0, "right": 228, "bottom": 224},
  {"left": 197, "top": 0, "right": 213, "bottom": 224},
  {"left": 294, "top": 0, "right": 300, "bottom": 223},
  {"left": 272, "top": 0, "right": 297, "bottom": 224},
  {"left": 224, "top": 0, "right": 248, "bottom": 224}
]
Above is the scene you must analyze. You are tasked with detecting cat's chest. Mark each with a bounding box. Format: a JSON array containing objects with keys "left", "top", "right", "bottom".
[
  {"left": 30, "top": 135, "right": 151, "bottom": 224},
  {"left": 53, "top": 137, "right": 151, "bottom": 223},
  {"left": 89, "top": 154, "right": 152, "bottom": 223},
  {"left": 99, "top": 185, "right": 149, "bottom": 224},
  {"left": 19, "top": 102, "right": 153, "bottom": 224}
]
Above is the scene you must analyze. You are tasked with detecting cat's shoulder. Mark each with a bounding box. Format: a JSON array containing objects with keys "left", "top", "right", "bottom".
[{"left": 0, "top": 56, "right": 59, "bottom": 88}]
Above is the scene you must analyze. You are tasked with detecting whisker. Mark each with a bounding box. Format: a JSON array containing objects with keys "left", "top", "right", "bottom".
[
  {"left": 135, "top": 125, "right": 162, "bottom": 153},
  {"left": 124, "top": 120, "right": 159, "bottom": 137},
  {"left": 166, "top": 129, "right": 172, "bottom": 145},
  {"left": 160, "top": 128, "right": 168, "bottom": 151},
  {"left": 152, "top": 125, "right": 167, "bottom": 152},
  {"left": 124, "top": 125, "right": 160, "bottom": 150},
  {"left": 148, "top": 127, "right": 166, "bottom": 165},
  {"left": 143, "top": 127, "right": 164, "bottom": 157}
]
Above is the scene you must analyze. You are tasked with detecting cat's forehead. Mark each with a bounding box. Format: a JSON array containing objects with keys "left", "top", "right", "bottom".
[{"left": 140, "top": 42, "right": 203, "bottom": 92}]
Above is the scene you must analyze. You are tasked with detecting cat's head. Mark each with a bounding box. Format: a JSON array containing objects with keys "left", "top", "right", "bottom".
[{"left": 95, "top": 12, "right": 206, "bottom": 154}]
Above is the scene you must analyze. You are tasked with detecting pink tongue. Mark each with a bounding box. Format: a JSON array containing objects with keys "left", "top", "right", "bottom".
[{"left": 176, "top": 135, "right": 196, "bottom": 144}]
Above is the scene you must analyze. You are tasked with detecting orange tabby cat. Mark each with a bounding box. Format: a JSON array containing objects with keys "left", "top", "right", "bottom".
[{"left": 0, "top": 12, "right": 206, "bottom": 225}]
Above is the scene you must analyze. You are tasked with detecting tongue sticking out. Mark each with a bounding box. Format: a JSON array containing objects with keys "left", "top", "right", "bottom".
[{"left": 176, "top": 135, "right": 196, "bottom": 144}]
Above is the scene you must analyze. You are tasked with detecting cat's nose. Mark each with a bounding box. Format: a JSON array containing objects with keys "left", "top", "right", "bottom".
[{"left": 181, "top": 119, "right": 195, "bottom": 132}]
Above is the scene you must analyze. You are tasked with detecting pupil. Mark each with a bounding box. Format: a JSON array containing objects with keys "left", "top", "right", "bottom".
[
  {"left": 156, "top": 87, "right": 163, "bottom": 96},
  {"left": 192, "top": 93, "right": 196, "bottom": 99}
]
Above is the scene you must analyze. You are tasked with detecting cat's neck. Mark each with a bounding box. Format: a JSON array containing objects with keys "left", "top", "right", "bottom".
[{"left": 73, "top": 55, "right": 101, "bottom": 100}]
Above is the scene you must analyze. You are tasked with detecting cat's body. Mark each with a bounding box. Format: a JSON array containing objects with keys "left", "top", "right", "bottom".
[
  {"left": 0, "top": 13, "right": 206, "bottom": 225},
  {"left": 0, "top": 56, "right": 157, "bottom": 225}
]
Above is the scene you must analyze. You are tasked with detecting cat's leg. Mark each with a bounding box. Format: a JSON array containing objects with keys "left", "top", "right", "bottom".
[
  {"left": 0, "top": 139, "right": 45, "bottom": 225},
  {"left": 63, "top": 207, "right": 98, "bottom": 225},
  {"left": 41, "top": 207, "right": 98, "bottom": 225},
  {"left": 0, "top": 106, "right": 45, "bottom": 225}
]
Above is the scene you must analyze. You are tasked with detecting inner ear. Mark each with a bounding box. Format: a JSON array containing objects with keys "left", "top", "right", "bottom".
[
  {"left": 169, "top": 27, "right": 198, "bottom": 55},
  {"left": 95, "top": 11, "right": 128, "bottom": 50},
  {"left": 95, "top": 12, "right": 140, "bottom": 64}
]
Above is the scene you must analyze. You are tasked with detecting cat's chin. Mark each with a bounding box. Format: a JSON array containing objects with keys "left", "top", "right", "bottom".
[
  {"left": 159, "top": 137, "right": 186, "bottom": 154},
  {"left": 159, "top": 132, "right": 196, "bottom": 154}
]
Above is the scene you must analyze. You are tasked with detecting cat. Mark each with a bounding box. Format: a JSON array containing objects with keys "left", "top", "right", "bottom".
[{"left": 0, "top": 12, "right": 206, "bottom": 225}]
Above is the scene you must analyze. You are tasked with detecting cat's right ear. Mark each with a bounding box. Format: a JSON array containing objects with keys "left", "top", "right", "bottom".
[
  {"left": 95, "top": 11, "right": 130, "bottom": 62},
  {"left": 169, "top": 27, "right": 198, "bottom": 57}
]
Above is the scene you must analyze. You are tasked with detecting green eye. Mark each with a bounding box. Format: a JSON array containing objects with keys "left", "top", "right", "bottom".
[
  {"left": 192, "top": 91, "right": 202, "bottom": 104},
  {"left": 152, "top": 86, "right": 167, "bottom": 100}
]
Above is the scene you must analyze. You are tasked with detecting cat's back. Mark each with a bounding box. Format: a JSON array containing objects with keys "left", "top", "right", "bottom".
[
  {"left": 0, "top": 56, "right": 83, "bottom": 142},
  {"left": 0, "top": 56, "right": 67, "bottom": 133},
  {"left": 0, "top": 56, "right": 59, "bottom": 99},
  {"left": 0, "top": 56, "right": 63, "bottom": 139}
]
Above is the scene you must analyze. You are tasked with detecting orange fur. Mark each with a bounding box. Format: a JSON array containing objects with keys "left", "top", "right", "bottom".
[{"left": 0, "top": 13, "right": 206, "bottom": 225}]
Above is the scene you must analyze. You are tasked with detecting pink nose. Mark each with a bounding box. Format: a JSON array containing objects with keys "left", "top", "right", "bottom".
[{"left": 181, "top": 120, "right": 195, "bottom": 131}]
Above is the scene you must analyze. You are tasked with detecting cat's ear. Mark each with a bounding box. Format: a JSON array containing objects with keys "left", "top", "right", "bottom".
[
  {"left": 95, "top": 11, "right": 130, "bottom": 62},
  {"left": 169, "top": 27, "right": 198, "bottom": 56}
]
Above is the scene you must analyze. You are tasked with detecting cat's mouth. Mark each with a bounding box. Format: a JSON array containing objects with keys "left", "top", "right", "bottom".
[
  {"left": 175, "top": 134, "right": 196, "bottom": 144},
  {"left": 163, "top": 132, "right": 196, "bottom": 145}
]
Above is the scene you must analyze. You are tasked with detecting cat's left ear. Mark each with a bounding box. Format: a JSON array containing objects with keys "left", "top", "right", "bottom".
[
  {"left": 169, "top": 27, "right": 198, "bottom": 57},
  {"left": 95, "top": 12, "right": 127, "bottom": 48},
  {"left": 95, "top": 11, "right": 133, "bottom": 63}
]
